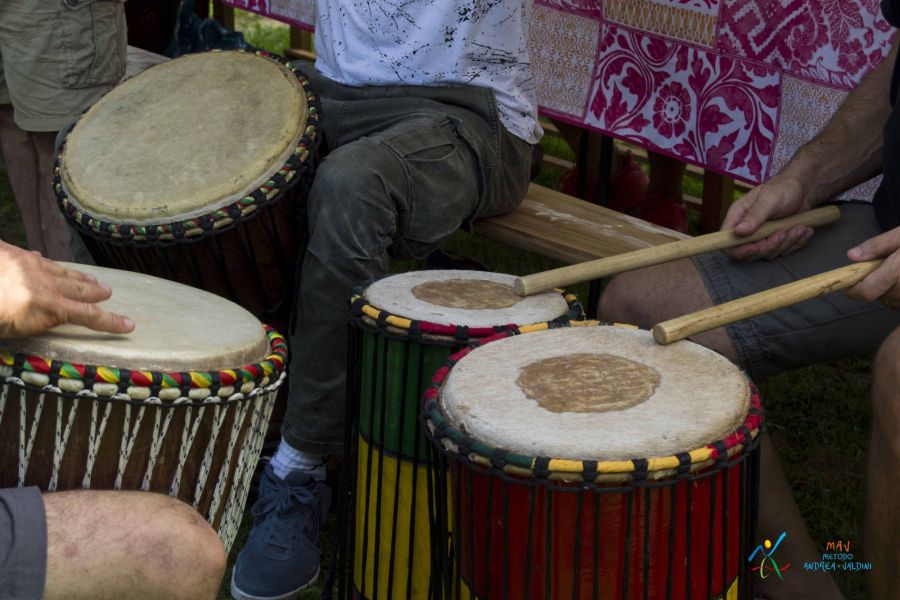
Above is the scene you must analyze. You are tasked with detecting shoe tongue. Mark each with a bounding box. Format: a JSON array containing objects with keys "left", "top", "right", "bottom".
[{"left": 283, "top": 469, "right": 317, "bottom": 486}]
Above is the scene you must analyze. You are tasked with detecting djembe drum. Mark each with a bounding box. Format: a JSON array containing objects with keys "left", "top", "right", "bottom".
[
  {"left": 54, "top": 49, "right": 319, "bottom": 328},
  {"left": 425, "top": 323, "right": 762, "bottom": 600},
  {"left": 342, "top": 270, "right": 584, "bottom": 600},
  {"left": 0, "top": 265, "right": 286, "bottom": 552}
]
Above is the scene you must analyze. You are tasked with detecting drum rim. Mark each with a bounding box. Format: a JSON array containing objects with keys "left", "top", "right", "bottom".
[
  {"left": 0, "top": 325, "right": 287, "bottom": 402},
  {"left": 53, "top": 49, "right": 320, "bottom": 244},
  {"left": 423, "top": 321, "right": 764, "bottom": 484},
  {"left": 349, "top": 278, "right": 585, "bottom": 344}
]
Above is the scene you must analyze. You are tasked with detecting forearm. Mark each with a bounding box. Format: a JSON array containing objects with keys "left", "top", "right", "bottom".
[{"left": 779, "top": 37, "right": 899, "bottom": 206}]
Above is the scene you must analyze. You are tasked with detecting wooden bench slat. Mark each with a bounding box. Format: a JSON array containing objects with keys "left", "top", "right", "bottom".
[{"left": 474, "top": 183, "right": 687, "bottom": 265}]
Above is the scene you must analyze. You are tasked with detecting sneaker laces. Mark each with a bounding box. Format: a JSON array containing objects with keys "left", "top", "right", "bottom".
[{"left": 252, "top": 479, "right": 323, "bottom": 553}]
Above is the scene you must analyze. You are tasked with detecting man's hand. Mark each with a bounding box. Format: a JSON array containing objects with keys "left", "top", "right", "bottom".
[
  {"left": 846, "top": 227, "right": 900, "bottom": 308},
  {"left": 722, "top": 174, "right": 816, "bottom": 262},
  {"left": 0, "top": 241, "right": 134, "bottom": 338}
]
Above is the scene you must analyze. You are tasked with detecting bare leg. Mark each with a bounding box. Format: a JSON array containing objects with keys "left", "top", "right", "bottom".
[
  {"left": 43, "top": 490, "right": 226, "bottom": 600},
  {"left": 597, "top": 259, "right": 737, "bottom": 360},
  {"left": 33, "top": 131, "right": 73, "bottom": 261},
  {"left": 0, "top": 104, "right": 44, "bottom": 251},
  {"left": 599, "top": 261, "right": 842, "bottom": 599},
  {"left": 865, "top": 327, "right": 900, "bottom": 599}
]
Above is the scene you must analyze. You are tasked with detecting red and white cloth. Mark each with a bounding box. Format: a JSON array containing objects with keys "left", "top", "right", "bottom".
[{"left": 225, "top": 0, "right": 894, "bottom": 196}]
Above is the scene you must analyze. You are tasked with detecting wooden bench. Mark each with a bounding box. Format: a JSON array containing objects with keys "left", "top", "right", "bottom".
[{"left": 474, "top": 183, "right": 687, "bottom": 264}]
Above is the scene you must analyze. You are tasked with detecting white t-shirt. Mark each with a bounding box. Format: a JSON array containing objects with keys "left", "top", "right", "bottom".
[{"left": 314, "top": 0, "right": 541, "bottom": 144}]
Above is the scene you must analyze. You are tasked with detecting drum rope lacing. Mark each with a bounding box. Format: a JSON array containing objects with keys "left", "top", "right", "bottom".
[
  {"left": 0, "top": 354, "right": 284, "bottom": 552},
  {"left": 53, "top": 49, "right": 321, "bottom": 244}
]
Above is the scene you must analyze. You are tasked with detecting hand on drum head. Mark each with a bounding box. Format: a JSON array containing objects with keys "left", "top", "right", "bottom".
[
  {"left": 722, "top": 174, "right": 816, "bottom": 262},
  {"left": 0, "top": 240, "right": 134, "bottom": 338},
  {"left": 847, "top": 226, "right": 900, "bottom": 308}
]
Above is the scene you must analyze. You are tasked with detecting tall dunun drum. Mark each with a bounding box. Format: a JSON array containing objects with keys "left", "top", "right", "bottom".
[
  {"left": 55, "top": 50, "right": 319, "bottom": 327},
  {"left": 0, "top": 265, "right": 285, "bottom": 552},
  {"left": 425, "top": 323, "right": 762, "bottom": 600},
  {"left": 343, "top": 270, "right": 583, "bottom": 600}
]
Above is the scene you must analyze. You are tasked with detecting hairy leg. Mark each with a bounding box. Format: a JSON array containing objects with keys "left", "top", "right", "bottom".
[
  {"left": 865, "top": 327, "right": 900, "bottom": 599},
  {"left": 43, "top": 490, "right": 225, "bottom": 600}
]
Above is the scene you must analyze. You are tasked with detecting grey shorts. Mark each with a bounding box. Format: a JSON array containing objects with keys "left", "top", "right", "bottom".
[
  {"left": 0, "top": 0, "right": 126, "bottom": 131},
  {"left": 692, "top": 202, "right": 900, "bottom": 381},
  {"left": 0, "top": 487, "right": 47, "bottom": 600}
]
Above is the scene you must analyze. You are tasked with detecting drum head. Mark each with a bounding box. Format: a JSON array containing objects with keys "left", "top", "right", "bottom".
[
  {"left": 362, "top": 270, "right": 570, "bottom": 328},
  {"left": 440, "top": 326, "right": 750, "bottom": 460},
  {"left": 59, "top": 51, "right": 307, "bottom": 225},
  {"left": 2, "top": 264, "right": 270, "bottom": 372}
]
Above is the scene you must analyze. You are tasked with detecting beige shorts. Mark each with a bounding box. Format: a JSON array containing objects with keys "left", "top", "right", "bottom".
[{"left": 0, "top": 0, "right": 126, "bottom": 132}]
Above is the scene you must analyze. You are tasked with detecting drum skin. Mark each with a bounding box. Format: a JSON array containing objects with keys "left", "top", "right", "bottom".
[
  {"left": 344, "top": 271, "right": 583, "bottom": 600},
  {"left": 425, "top": 324, "right": 763, "bottom": 600},
  {"left": 0, "top": 265, "right": 286, "bottom": 552},
  {"left": 55, "top": 50, "right": 320, "bottom": 331}
]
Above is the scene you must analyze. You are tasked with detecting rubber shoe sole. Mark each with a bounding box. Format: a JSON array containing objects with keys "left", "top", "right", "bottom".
[{"left": 229, "top": 566, "right": 320, "bottom": 600}]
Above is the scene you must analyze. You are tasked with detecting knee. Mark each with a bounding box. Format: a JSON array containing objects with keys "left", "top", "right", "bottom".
[
  {"left": 307, "top": 143, "right": 403, "bottom": 251},
  {"left": 309, "top": 141, "right": 403, "bottom": 220},
  {"left": 143, "top": 495, "right": 226, "bottom": 597},
  {"left": 597, "top": 271, "right": 651, "bottom": 327}
]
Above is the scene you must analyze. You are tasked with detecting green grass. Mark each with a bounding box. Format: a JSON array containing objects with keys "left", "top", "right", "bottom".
[{"left": 235, "top": 10, "right": 290, "bottom": 55}]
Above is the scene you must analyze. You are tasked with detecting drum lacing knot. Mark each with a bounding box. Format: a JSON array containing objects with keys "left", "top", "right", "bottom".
[
  {"left": 117, "top": 369, "right": 132, "bottom": 395},
  {"left": 47, "top": 360, "right": 63, "bottom": 389},
  {"left": 209, "top": 371, "right": 222, "bottom": 396},
  {"left": 675, "top": 452, "right": 692, "bottom": 476},
  {"left": 736, "top": 425, "right": 752, "bottom": 445},
  {"left": 453, "top": 325, "right": 470, "bottom": 342},
  {"left": 631, "top": 458, "right": 649, "bottom": 483},
  {"left": 534, "top": 456, "right": 551, "bottom": 481},
  {"left": 582, "top": 460, "right": 599, "bottom": 484},
  {"left": 178, "top": 372, "right": 192, "bottom": 398},
  {"left": 489, "top": 449, "right": 509, "bottom": 472},
  {"left": 82, "top": 364, "right": 98, "bottom": 393},
  {"left": 407, "top": 320, "right": 421, "bottom": 338},
  {"left": 712, "top": 441, "right": 728, "bottom": 464},
  {"left": 149, "top": 371, "right": 164, "bottom": 398},
  {"left": 198, "top": 215, "right": 215, "bottom": 232}
]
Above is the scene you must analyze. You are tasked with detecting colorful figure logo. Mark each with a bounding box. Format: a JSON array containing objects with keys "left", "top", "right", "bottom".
[{"left": 749, "top": 532, "right": 792, "bottom": 580}]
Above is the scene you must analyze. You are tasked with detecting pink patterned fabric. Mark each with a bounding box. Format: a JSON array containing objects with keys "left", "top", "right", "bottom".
[{"left": 224, "top": 0, "right": 893, "bottom": 189}]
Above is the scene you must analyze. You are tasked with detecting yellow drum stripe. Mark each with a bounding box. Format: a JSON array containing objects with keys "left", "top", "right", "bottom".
[
  {"left": 646, "top": 456, "right": 680, "bottom": 471},
  {"left": 597, "top": 460, "right": 635, "bottom": 474},
  {"left": 353, "top": 437, "right": 434, "bottom": 600},
  {"left": 547, "top": 459, "right": 583, "bottom": 473}
]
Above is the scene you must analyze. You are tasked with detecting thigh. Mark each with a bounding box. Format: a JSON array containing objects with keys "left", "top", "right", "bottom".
[
  {"left": 307, "top": 110, "right": 483, "bottom": 262},
  {"left": 1, "top": 0, "right": 126, "bottom": 132},
  {"left": 373, "top": 115, "right": 482, "bottom": 259},
  {"left": 693, "top": 202, "right": 900, "bottom": 379}
]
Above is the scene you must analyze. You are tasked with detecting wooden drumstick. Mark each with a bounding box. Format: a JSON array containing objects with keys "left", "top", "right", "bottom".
[
  {"left": 513, "top": 206, "right": 841, "bottom": 296},
  {"left": 652, "top": 259, "right": 883, "bottom": 345}
]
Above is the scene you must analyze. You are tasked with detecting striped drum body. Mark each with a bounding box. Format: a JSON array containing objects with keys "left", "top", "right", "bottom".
[
  {"left": 342, "top": 271, "right": 582, "bottom": 600},
  {"left": 425, "top": 323, "right": 762, "bottom": 600},
  {"left": 0, "top": 265, "right": 285, "bottom": 552}
]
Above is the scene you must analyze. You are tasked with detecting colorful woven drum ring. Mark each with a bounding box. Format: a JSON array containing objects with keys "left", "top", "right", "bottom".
[
  {"left": 0, "top": 265, "right": 286, "bottom": 553},
  {"left": 54, "top": 49, "right": 320, "bottom": 329},
  {"left": 341, "top": 270, "right": 584, "bottom": 600},
  {"left": 424, "top": 322, "right": 763, "bottom": 600}
]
